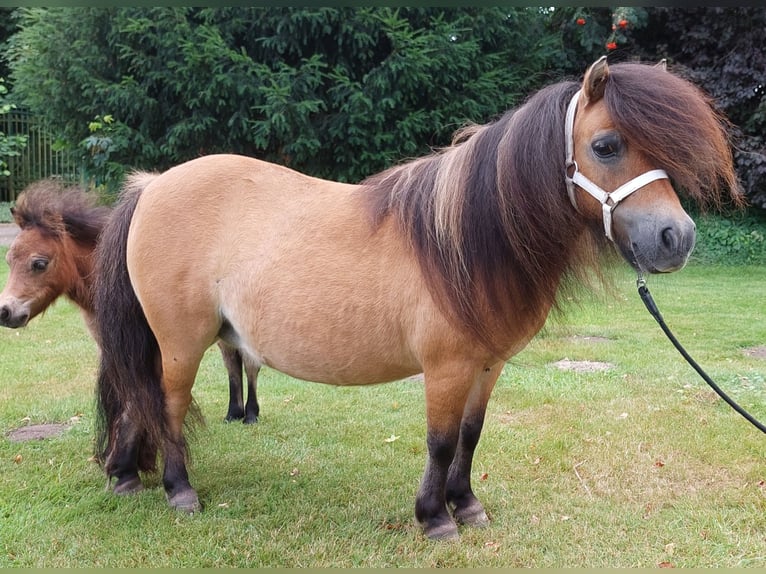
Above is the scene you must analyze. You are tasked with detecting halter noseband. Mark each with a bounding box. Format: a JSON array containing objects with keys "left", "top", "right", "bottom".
[{"left": 564, "top": 89, "right": 669, "bottom": 241}]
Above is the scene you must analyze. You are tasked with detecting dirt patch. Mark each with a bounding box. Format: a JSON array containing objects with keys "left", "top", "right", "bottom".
[
  {"left": 744, "top": 345, "right": 766, "bottom": 359},
  {"left": 553, "top": 358, "right": 613, "bottom": 373},
  {"left": 6, "top": 423, "right": 69, "bottom": 442}
]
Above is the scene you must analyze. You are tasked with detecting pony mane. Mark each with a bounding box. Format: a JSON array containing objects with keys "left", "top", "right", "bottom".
[
  {"left": 362, "top": 81, "right": 600, "bottom": 355},
  {"left": 604, "top": 63, "right": 742, "bottom": 208},
  {"left": 361, "top": 61, "right": 741, "bottom": 356},
  {"left": 12, "top": 179, "right": 111, "bottom": 247}
]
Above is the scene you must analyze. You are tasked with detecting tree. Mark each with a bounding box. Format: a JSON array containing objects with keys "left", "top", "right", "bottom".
[
  {"left": 7, "top": 7, "right": 561, "bottom": 184},
  {"left": 628, "top": 7, "right": 766, "bottom": 209},
  {"left": 0, "top": 7, "right": 18, "bottom": 81}
]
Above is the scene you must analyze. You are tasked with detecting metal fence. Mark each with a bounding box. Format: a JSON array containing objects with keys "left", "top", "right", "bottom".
[{"left": 1, "top": 110, "right": 80, "bottom": 202}]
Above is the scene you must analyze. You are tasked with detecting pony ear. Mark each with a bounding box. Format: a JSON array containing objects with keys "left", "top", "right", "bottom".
[
  {"left": 655, "top": 58, "right": 667, "bottom": 71},
  {"left": 9, "top": 205, "right": 23, "bottom": 227},
  {"left": 582, "top": 56, "right": 609, "bottom": 105}
]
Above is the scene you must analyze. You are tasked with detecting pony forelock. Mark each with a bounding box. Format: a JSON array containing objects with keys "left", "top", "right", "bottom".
[
  {"left": 12, "top": 179, "right": 110, "bottom": 245},
  {"left": 605, "top": 63, "right": 742, "bottom": 208}
]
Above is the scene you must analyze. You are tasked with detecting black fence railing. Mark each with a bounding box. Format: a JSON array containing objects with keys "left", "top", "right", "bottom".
[{"left": 1, "top": 110, "right": 80, "bottom": 202}]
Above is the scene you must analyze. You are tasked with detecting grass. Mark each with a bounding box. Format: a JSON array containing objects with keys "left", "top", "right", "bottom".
[{"left": 1, "top": 246, "right": 765, "bottom": 567}]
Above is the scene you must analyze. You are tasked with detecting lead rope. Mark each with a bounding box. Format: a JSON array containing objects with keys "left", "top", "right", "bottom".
[
  {"left": 636, "top": 274, "right": 766, "bottom": 434},
  {"left": 563, "top": 81, "right": 763, "bottom": 433}
]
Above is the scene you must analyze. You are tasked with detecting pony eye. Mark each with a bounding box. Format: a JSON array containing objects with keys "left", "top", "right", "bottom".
[
  {"left": 31, "top": 258, "right": 49, "bottom": 272},
  {"left": 591, "top": 136, "right": 621, "bottom": 159}
]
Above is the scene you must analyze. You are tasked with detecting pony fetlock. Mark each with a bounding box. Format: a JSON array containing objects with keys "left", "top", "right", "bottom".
[{"left": 111, "top": 473, "right": 144, "bottom": 495}]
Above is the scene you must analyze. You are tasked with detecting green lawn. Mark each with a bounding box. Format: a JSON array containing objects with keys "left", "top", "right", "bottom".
[{"left": 1, "top": 249, "right": 765, "bottom": 567}]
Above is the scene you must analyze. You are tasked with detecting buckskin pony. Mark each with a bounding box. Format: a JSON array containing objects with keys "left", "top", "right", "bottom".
[{"left": 93, "top": 58, "right": 740, "bottom": 540}]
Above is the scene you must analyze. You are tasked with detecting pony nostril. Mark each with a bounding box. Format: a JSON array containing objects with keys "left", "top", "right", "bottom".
[
  {"left": 0, "top": 305, "right": 10, "bottom": 324},
  {"left": 661, "top": 227, "right": 677, "bottom": 251}
]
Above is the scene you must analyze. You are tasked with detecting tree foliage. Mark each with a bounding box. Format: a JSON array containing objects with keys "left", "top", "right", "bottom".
[
  {"left": 0, "top": 8, "right": 17, "bottom": 81},
  {"left": 626, "top": 7, "right": 766, "bottom": 209},
  {"left": 0, "top": 77, "right": 27, "bottom": 178},
  {"left": 6, "top": 7, "right": 560, "bottom": 183}
]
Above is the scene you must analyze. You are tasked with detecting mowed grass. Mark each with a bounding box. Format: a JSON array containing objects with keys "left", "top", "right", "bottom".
[{"left": 0, "top": 245, "right": 765, "bottom": 567}]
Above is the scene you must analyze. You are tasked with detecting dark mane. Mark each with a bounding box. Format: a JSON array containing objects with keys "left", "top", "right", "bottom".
[
  {"left": 11, "top": 179, "right": 111, "bottom": 246},
  {"left": 362, "top": 81, "right": 600, "bottom": 355},
  {"left": 605, "top": 63, "right": 742, "bottom": 207},
  {"left": 361, "top": 62, "right": 741, "bottom": 356}
]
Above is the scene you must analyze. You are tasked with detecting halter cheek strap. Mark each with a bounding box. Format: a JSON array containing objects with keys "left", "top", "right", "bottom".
[{"left": 564, "top": 89, "right": 669, "bottom": 241}]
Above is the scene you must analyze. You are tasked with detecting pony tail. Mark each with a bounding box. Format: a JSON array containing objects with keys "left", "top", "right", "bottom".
[{"left": 93, "top": 173, "right": 165, "bottom": 476}]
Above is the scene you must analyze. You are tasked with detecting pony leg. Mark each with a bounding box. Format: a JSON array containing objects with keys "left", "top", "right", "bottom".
[
  {"left": 219, "top": 342, "right": 246, "bottom": 422},
  {"left": 242, "top": 359, "right": 261, "bottom": 424},
  {"left": 416, "top": 364, "right": 485, "bottom": 540},
  {"left": 106, "top": 412, "right": 148, "bottom": 495},
  {"left": 220, "top": 342, "right": 260, "bottom": 424},
  {"left": 160, "top": 355, "right": 203, "bottom": 513},
  {"left": 446, "top": 362, "right": 503, "bottom": 527}
]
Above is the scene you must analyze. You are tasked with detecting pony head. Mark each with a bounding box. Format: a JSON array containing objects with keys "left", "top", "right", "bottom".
[{"left": 567, "top": 56, "right": 741, "bottom": 273}]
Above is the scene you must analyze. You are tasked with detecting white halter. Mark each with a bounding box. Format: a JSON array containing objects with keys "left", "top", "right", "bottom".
[{"left": 564, "top": 89, "right": 669, "bottom": 241}]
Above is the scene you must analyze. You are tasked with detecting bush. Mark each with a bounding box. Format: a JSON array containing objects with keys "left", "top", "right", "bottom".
[
  {"left": 690, "top": 208, "right": 766, "bottom": 265},
  {"left": 0, "top": 201, "right": 11, "bottom": 222}
]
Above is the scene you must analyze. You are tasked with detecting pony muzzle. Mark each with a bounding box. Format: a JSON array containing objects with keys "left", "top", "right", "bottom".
[{"left": 0, "top": 298, "right": 31, "bottom": 328}]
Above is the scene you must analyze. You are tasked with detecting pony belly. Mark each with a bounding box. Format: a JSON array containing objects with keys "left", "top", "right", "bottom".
[
  {"left": 224, "top": 305, "right": 425, "bottom": 386},
  {"left": 252, "top": 349, "right": 420, "bottom": 387}
]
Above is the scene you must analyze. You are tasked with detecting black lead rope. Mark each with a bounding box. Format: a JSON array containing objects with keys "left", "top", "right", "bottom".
[{"left": 636, "top": 275, "right": 766, "bottom": 435}]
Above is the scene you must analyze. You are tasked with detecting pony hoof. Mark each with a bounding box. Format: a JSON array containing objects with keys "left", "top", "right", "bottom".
[
  {"left": 418, "top": 519, "right": 459, "bottom": 541},
  {"left": 112, "top": 475, "right": 144, "bottom": 495},
  {"left": 453, "top": 501, "right": 490, "bottom": 527},
  {"left": 168, "top": 490, "right": 201, "bottom": 514}
]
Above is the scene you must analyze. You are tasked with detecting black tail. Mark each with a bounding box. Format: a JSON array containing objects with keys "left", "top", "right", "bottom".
[{"left": 94, "top": 173, "right": 165, "bottom": 476}]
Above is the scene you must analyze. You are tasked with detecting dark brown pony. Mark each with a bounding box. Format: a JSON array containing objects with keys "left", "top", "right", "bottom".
[
  {"left": 0, "top": 179, "right": 109, "bottom": 335},
  {"left": 0, "top": 179, "right": 260, "bottom": 424},
  {"left": 93, "top": 59, "right": 740, "bottom": 540}
]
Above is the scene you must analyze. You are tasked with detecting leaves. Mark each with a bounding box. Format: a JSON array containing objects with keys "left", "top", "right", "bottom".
[
  {"left": 0, "top": 78, "right": 28, "bottom": 179},
  {"left": 6, "top": 7, "right": 561, "bottom": 183},
  {"left": 4, "top": 6, "right": 762, "bottom": 211}
]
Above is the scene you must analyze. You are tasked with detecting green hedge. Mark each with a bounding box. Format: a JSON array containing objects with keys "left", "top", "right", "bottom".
[
  {"left": 0, "top": 201, "right": 11, "bottom": 223},
  {"left": 691, "top": 208, "right": 766, "bottom": 265}
]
